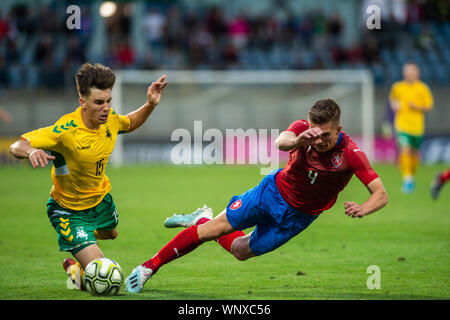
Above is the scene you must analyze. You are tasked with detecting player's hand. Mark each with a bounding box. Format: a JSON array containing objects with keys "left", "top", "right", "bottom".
[
  {"left": 29, "top": 149, "right": 55, "bottom": 168},
  {"left": 390, "top": 100, "right": 401, "bottom": 112},
  {"left": 344, "top": 201, "right": 365, "bottom": 218},
  {"left": 147, "top": 75, "right": 168, "bottom": 107},
  {"left": 295, "top": 127, "right": 323, "bottom": 147},
  {"left": 408, "top": 102, "right": 421, "bottom": 111}
]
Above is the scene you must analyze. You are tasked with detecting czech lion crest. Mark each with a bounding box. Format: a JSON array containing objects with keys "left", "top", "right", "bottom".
[{"left": 331, "top": 152, "right": 343, "bottom": 168}]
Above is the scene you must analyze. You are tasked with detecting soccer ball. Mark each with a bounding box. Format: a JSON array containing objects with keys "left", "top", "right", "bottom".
[{"left": 83, "top": 257, "right": 124, "bottom": 296}]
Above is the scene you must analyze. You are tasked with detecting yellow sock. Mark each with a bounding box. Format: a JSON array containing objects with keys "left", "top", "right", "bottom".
[
  {"left": 411, "top": 153, "right": 420, "bottom": 175},
  {"left": 399, "top": 152, "right": 414, "bottom": 179}
]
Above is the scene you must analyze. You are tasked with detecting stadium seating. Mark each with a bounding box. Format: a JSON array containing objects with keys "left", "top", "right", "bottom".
[{"left": 0, "top": 1, "right": 449, "bottom": 88}]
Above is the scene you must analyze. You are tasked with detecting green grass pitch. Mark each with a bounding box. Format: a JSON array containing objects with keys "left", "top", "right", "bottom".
[{"left": 0, "top": 163, "right": 449, "bottom": 300}]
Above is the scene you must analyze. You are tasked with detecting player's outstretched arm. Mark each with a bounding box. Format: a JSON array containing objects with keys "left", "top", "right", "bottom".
[
  {"left": 9, "top": 139, "right": 55, "bottom": 168},
  {"left": 275, "top": 128, "right": 323, "bottom": 151},
  {"left": 408, "top": 102, "right": 433, "bottom": 112},
  {"left": 126, "top": 75, "right": 168, "bottom": 133},
  {"left": 274, "top": 131, "right": 298, "bottom": 151},
  {"left": 344, "top": 178, "right": 388, "bottom": 218}
]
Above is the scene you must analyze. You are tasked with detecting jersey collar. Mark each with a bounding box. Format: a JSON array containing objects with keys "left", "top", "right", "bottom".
[{"left": 336, "top": 132, "right": 343, "bottom": 146}]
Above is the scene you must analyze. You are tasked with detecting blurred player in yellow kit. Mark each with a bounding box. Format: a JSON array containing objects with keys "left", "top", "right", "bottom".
[
  {"left": 389, "top": 62, "right": 433, "bottom": 193},
  {"left": 9, "top": 63, "right": 168, "bottom": 290}
]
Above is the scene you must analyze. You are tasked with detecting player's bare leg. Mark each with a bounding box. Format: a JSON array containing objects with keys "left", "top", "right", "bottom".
[
  {"left": 229, "top": 233, "right": 254, "bottom": 261},
  {"left": 126, "top": 208, "right": 251, "bottom": 293},
  {"left": 63, "top": 244, "right": 104, "bottom": 290},
  {"left": 197, "top": 209, "right": 254, "bottom": 260},
  {"left": 399, "top": 145, "right": 415, "bottom": 193},
  {"left": 74, "top": 244, "right": 104, "bottom": 268},
  {"left": 196, "top": 210, "right": 234, "bottom": 241},
  {"left": 63, "top": 228, "right": 121, "bottom": 292},
  {"left": 166, "top": 207, "right": 254, "bottom": 260}
]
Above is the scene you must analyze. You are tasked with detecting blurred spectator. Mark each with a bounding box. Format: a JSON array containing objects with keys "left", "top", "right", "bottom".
[
  {"left": 8, "top": 4, "right": 35, "bottom": 37},
  {"left": 312, "top": 9, "right": 327, "bottom": 35},
  {"left": 222, "top": 41, "right": 239, "bottom": 69},
  {"left": 5, "top": 38, "right": 21, "bottom": 87},
  {"left": 0, "top": 56, "right": 7, "bottom": 87},
  {"left": 142, "top": 51, "right": 156, "bottom": 70},
  {"left": 416, "top": 24, "right": 434, "bottom": 51},
  {"left": 228, "top": 12, "right": 250, "bottom": 50},
  {"left": 406, "top": 0, "right": 422, "bottom": 24},
  {"left": 391, "top": 0, "right": 407, "bottom": 25},
  {"left": 187, "top": 26, "right": 210, "bottom": 69},
  {"left": 311, "top": 9, "right": 329, "bottom": 52},
  {"left": 265, "top": 15, "right": 281, "bottom": 44},
  {"left": 5, "top": 38, "right": 19, "bottom": 64},
  {"left": 361, "top": 33, "right": 380, "bottom": 65},
  {"left": 38, "top": 6, "right": 61, "bottom": 33},
  {"left": 205, "top": 6, "right": 227, "bottom": 39},
  {"left": 298, "top": 12, "right": 314, "bottom": 47},
  {"left": 74, "top": 6, "right": 93, "bottom": 47},
  {"left": 0, "top": 1, "right": 448, "bottom": 89},
  {"left": 0, "top": 10, "right": 11, "bottom": 41},
  {"left": 34, "top": 35, "right": 54, "bottom": 65},
  {"left": 283, "top": 12, "right": 299, "bottom": 48},
  {"left": 65, "top": 35, "right": 86, "bottom": 67},
  {"left": 161, "top": 43, "right": 186, "bottom": 70},
  {"left": 327, "top": 12, "right": 344, "bottom": 46},
  {"left": 34, "top": 34, "right": 61, "bottom": 87},
  {"left": 164, "top": 5, "right": 184, "bottom": 47},
  {"left": 143, "top": 8, "right": 166, "bottom": 63},
  {"left": 422, "top": 0, "right": 449, "bottom": 22},
  {"left": 116, "top": 40, "right": 136, "bottom": 68}
]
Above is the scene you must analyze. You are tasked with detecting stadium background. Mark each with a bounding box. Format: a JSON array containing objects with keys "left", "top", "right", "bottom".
[
  {"left": 0, "top": 0, "right": 449, "bottom": 165},
  {"left": 0, "top": 0, "right": 449, "bottom": 301}
]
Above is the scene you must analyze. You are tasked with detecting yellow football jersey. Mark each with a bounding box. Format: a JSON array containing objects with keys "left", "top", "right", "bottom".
[
  {"left": 389, "top": 80, "right": 433, "bottom": 136},
  {"left": 21, "top": 107, "right": 130, "bottom": 210}
]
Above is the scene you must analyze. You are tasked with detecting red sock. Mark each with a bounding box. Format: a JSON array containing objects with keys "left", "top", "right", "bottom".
[
  {"left": 441, "top": 169, "right": 450, "bottom": 183},
  {"left": 142, "top": 225, "right": 202, "bottom": 274},
  {"left": 196, "top": 217, "right": 245, "bottom": 253},
  {"left": 142, "top": 217, "right": 245, "bottom": 274}
]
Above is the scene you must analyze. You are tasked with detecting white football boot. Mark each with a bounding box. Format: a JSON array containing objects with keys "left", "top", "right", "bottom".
[
  {"left": 163, "top": 204, "right": 213, "bottom": 228},
  {"left": 125, "top": 265, "right": 153, "bottom": 293}
]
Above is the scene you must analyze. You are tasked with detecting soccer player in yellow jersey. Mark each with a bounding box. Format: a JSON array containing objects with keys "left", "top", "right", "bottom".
[
  {"left": 9, "top": 63, "right": 168, "bottom": 290},
  {"left": 389, "top": 62, "right": 433, "bottom": 193}
]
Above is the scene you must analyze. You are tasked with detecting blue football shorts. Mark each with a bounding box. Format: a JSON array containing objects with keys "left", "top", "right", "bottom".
[{"left": 226, "top": 169, "right": 319, "bottom": 256}]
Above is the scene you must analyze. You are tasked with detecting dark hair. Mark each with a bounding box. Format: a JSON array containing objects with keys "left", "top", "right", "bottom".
[
  {"left": 308, "top": 99, "right": 341, "bottom": 125},
  {"left": 75, "top": 63, "right": 115, "bottom": 97}
]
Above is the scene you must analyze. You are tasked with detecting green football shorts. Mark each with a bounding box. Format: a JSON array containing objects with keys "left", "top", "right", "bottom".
[
  {"left": 396, "top": 131, "right": 423, "bottom": 150},
  {"left": 47, "top": 193, "right": 119, "bottom": 255}
]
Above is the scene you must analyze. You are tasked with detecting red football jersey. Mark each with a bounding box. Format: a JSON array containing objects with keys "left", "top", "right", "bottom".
[{"left": 275, "top": 120, "right": 379, "bottom": 215}]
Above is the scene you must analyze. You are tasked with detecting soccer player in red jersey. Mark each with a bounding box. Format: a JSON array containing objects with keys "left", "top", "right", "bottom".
[
  {"left": 431, "top": 168, "right": 450, "bottom": 200},
  {"left": 125, "top": 98, "right": 389, "bottom": 293}
]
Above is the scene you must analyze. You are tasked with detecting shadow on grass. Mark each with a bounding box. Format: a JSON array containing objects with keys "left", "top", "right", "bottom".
[
  {"left": 113, "top": 289, "right": 224, "bottom": 300},
  {"left": 110, "top": 290, "right": 448, "bottom": 301}
]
